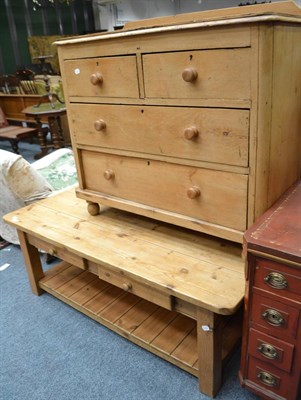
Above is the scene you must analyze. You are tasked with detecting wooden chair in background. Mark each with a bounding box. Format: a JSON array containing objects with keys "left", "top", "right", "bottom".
[
  {"left": 15, "top": 69, "right": 38, "bottom": 94},
  {"left": 0, "top": 106, "right": 38, "bottom": 154}
]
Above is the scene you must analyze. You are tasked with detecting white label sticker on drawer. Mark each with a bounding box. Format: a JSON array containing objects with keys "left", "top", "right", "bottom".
[{"left": 74, "top": 68, "right": 80, "bottom": 75}]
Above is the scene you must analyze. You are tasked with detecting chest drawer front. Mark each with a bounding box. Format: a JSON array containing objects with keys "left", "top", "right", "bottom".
[
  {"left": 143, "top": 48, "right": 251, "bottom": 100},
  {"left": 254, "top": 259, "right": 301, "bottom": 303},
  {"left": 247, "top": 357, "right": 291, "bottom": 399},
  {"left": 80, "top": 150, "right": 248, "bottom": 231},
  {"left": 69, "top": 104, "right": 249, "bottom": 167},
  {"left": 248, "top": 328, "right": 295, "bottom": 373},
  {"left": 251, "top": 293, "right": 300, "bottom": 340},
  {"left": 63, "top": 56, "right": 139, "bottom": 98}
]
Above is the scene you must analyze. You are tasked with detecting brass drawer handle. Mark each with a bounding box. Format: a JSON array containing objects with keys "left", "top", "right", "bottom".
[
  {"left": 264, "top": 272, "right": 288, "bottom": 290},
  {"left": 187, "top": 186, "right": 201, "bottom": 199},
  {"left": 104, "top": 169, "right": 115, "bottom": 180},
  {"left": 257, "top": 371, "right": 278, "bottom": 388},
  {"left": 90, "top": 72, "right": 103, "bottom": 85},
  {"left": 262, "top": 308, "right": 285, "bottom": 326},
  {"left": 182, "top": 67, "right": 198, "bottom": 83},
  {"left": 94, "top": 119, "right": 106, "bottom": 131},
  {"left": 184, "top": 126, "right": 199, "bottom": 140},
  {"left": 257, "top": 343, "right": 279, "bottom": 360}
]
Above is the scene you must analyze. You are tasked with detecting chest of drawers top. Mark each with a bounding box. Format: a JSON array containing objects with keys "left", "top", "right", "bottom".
[{"left": 57, "top": 1, "right": 301, "bottom": 243}]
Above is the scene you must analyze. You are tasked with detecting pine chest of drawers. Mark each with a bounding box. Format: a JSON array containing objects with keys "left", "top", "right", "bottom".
[
  {"left": 57, "top": 1, "right": 301, "bottom": 243},
  {"left": 240, "top": 180, "right": 301, "bottom": 400}
]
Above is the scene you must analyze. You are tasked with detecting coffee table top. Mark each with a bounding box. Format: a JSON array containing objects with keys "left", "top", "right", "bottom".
[{"left": 4, "top": 188, "right": 245, "bottom": 314}]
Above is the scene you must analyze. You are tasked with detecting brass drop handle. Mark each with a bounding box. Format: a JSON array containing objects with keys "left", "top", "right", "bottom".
[
  {"left": 257, "top": 371, "right": 278, "bottom": 388},
  {"left": 184, "top": 126, "right": 199, "bottom": 140},
  {"left": 90, "top": 72, "right": 103, "bottom": 85},
  {"left": 122, "top": 283, "right": 132, "bottom": 291},
  {"left": 94, "top": 119, "right": 106, "bottom": 131},
  {"left": 187, "top": 186, "right": 201, "bottom": 199},
  {"left": 257, "top": 343, "right": 279, "bottom": 360},
  {"left": 48, "top": 248, "right": 56, "bottom": 256},
  {"left": 104, "top": 169, "right": 115, "bottom": 180},
  {"left": 182, "top": 68, "right": 198, "bottom": 82},
  {"left": 264, "top": 272, "right": 288, "bottom": 290},
  {"left": 262, "top": 309, "right": 285, "bottom": 326}
]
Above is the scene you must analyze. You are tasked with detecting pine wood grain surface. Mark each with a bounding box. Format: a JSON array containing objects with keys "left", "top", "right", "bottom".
[{"left": 4, "top": 188, "right": 244, "bottom": 315}]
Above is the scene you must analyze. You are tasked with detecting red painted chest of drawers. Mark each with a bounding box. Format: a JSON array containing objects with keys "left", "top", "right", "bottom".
[{"left": 239, "top": 180, "right": 301, "bottom": 400}]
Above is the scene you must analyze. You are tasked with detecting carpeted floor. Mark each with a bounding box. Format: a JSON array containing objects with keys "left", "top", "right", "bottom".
[{"left": 0, "top": 141, "right": 258, "bottom": 400}]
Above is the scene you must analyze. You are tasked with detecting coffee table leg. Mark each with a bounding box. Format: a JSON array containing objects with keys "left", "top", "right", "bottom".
[
  {"left": 197, "top": 308, "right": 223, "bottom": 398},
  {"left": 17, "top": 230, "right": 44, "bottom": 295}
]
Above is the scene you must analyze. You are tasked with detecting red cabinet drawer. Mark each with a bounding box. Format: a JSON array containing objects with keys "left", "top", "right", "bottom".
[
  {"left": 248, "top": 328, "right": 295, "bottom": 373},
  {"left": 254, "top": 259, "right": 301, "bottom": 303},
  {"left": 247, "top": 356, "right": 293, "bottom": 399},
  {"left": 251, "top": 293, "right": 300, "bottom": 340}
]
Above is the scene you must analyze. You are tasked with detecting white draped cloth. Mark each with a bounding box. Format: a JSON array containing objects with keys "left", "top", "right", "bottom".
[{"left": 0, "top": 149, "right": 53, "bottom": 244}]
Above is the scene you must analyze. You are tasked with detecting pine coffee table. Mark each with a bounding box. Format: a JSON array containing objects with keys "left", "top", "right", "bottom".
[{"left": 4, "top": 188, "right": 245, "bottom": 397}]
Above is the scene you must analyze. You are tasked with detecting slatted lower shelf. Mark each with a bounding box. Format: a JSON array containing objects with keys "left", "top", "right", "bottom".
[{"left": 39, "top": 261, "right": 241, "bottom": 377}]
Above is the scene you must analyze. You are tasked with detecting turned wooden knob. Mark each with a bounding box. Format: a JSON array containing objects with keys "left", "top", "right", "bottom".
[
  {"left": 104, "top": 169, "right": 115, "bottom": 180},
  {"left": 94, "top": 119, "right": 106, "bottom": 131},
  {"left": 90, "top": 72, "right": 103, "bottom": 85},
  {"left": 187, "top": 186, "right": 201, "bottom": 199},
  {"left": 184, "top": 126, "right": 199, "bottom": 140},
  {"left": 122, "top": 283, "right": 132, "bottom": 291},
  {"left": 87, "top": 202, "right": 100, "bottom": 216},
  {"left": 182, "top": 68, "right": 198, "bottom": 82},
  {"left": 48, "top": 248, "right": 56, "bottom": 256}
]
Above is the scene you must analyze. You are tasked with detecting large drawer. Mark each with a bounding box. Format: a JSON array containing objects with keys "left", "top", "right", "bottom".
[
  {"left": 63, "top": 56, "right": 139, "bottom": 98},
  {"left": 80, "top": 150, "right": 248, "bottom": 231},
  {"left": 69, "top": 104, "right": 249, "bottom": 167},
  {"left": 143, "top": 48, "right": 251, "bottom": 100}
]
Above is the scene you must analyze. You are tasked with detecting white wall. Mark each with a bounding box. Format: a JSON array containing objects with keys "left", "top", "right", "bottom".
[{"left": 93, "top": 0, "right": 301, "bottom": 31}]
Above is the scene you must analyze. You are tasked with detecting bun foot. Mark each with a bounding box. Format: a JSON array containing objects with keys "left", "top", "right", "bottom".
[{"left": 87, "top": 202, "right": 100, "bottom": 216}]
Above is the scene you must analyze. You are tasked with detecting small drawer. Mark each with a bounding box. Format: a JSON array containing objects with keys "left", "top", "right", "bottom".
[
  {"left": 247, "top": 356, "right": 290, "bottom": 399},
  {"left": 251, "top": 293, "right": 300, "bottom": 340},
  {"left": 64, "top": 56, "right": 139, "bottom": 98},
  {"left": 87, "top": 261, "right": 172, "bottom": 310},
  {"left": 248, "top": 328, "right": 295, "bottom": 373},
  {"left": 143, "top": 48, "right": 251, "bottom": 100},
  {"left": 254, "top": 258, "right": 301, "bottom": 303},
  {"left": 69, "top": 104, "right": 249, "bottom": 167},
  {"left": 80, "top": 150, "right": 248, "bottom": 232},
  {"left": 28, "top": 235, "right": 86, "bottom": 270}
]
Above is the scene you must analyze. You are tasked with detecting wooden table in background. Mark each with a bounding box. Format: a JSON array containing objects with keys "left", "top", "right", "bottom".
[
  {"left": 22, "top": 103, "right": 67, "bottom": 158},
  {"left": 4, "top": 189, "right": 245, "bottom": 397}
]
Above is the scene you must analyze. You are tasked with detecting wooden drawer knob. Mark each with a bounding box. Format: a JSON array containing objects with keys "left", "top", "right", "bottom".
[
  {"left": 48, "top": 248, "right": 56, "bottom": 256},
  {"left": 182, "top": 68, "right": 198, "bottom": 82},
  {"left": 104, "top": 169, "right": 115, "bottom": 180},
  {"left": 90, "top": 72, "right": 103, "bottom": 85},
  {"left": 122, "top": 282, "right": 132, "bottom": 291},
  {"left": 94, "top": 119, "right": 106, "bottom": 131},
  {"left": 184, "top": 126, "right": 199, "bottom": 140},
  {"left": 187, "top": 186, "right": 201, "bottom": 199}
]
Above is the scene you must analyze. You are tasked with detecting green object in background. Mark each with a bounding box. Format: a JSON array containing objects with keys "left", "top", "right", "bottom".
[{"left": 37, "top": 152, "right": 78, "bottom": 191}]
